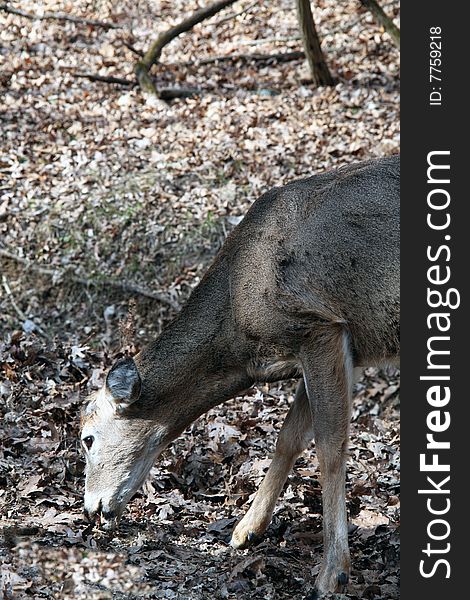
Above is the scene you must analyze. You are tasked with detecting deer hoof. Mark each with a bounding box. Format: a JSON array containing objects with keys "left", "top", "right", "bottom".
[
  {"left": 230, "top": 528, "right": 261, "bottom": 549},
  {"left": 306, "top": 569, "right": 350, "bottom": 598},
  {"left": 230, "top": 516, "right": 267, "bottom": 549}
]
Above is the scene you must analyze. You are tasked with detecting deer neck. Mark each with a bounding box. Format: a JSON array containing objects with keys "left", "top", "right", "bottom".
[{"left": 134, "top": 262, "right": 253, "bottom": 430}]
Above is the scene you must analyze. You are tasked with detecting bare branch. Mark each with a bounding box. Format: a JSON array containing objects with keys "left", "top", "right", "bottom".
[
  {"left": 0, "top": 249, "right": 180, "bottom": 312},
  {"left": 135, "top": 0, "right": 238, "bottom": 95},
  {"left": 121, "top": 40, "right": 144, "bottom": 57},
  {"left": 359, "top": 0, "right": 400, "bottom": 47},
  {"left": 0, "top": 3, "right": 121, "bottom": 29}
]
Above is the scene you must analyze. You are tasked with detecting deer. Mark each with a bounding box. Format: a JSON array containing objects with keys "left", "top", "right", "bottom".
[{"left": 80, "top": 155, "right": 399, "bottom": 598}]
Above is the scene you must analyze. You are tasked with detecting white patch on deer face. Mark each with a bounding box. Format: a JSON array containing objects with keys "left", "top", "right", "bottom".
[{"left": 81, "top": 384, "right": 167, "bottom": 528}]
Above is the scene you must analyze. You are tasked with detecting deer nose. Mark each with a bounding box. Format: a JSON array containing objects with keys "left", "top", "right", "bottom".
[{"left": 84, "top": 499, "right": 102, "bottom": 523}]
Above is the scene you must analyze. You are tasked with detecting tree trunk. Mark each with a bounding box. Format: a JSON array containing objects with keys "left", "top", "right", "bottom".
[
  {"left": 296, "top": 0, "right": 334, "bottom": 87},
  {"left": 360, "top": 0, "right": 400, "bottom": 47}
]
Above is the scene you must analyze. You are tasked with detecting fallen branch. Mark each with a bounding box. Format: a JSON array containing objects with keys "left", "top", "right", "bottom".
[
  {"left": 135, "top": 0, "right": 237, "bottom": 95},
  {"left": 159, "top": 87, "right": 201, "bottom": 100},
  {"left": 73, "top": 72, "right": 135, "bottom": 86},
  {"left": 71, "top": 71, "right": 200, "bottom": 98},
  {"left": 359, "top": 0, "right": 400, "bottom": 47},
  {"left": 0, "top": 249, "right": 180, "bottom": 312},
  {"left": 179, "top": 49, "right": 305, "bottom": 67},
  {"left": 0, "top": 3, "right": 121, "bottom": 29}
]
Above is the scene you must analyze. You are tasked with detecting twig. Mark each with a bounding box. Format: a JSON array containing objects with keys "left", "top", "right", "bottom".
[
  {"left": 2, "top": 275, "right": 51, "bottom": 340},
  {"left": 0, "top": 249, "right": 180, "bottom": 312},
  {"left": 135, "top": 0, "right": 238, "bottom": 95},
  {"left": 213, "top": 0, "right": 259, "bottom": 26},
  {"left": 237, "top": 35, "right": 301, "bottom": 46},
  {"left": 121, "top": 40, "right": 144, "bottom": 57},
  {"left": 0, "top": 3, "right": 121, "bottom": 29}
]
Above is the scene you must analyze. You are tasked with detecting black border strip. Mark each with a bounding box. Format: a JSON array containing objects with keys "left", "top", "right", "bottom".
[{"left": 401, "top": 3, "right": 466, "bottom": 597}]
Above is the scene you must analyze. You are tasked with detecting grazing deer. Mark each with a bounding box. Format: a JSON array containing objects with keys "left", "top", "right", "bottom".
[{"left": 81, "top": 156, "right": 399, "bottom": 597}]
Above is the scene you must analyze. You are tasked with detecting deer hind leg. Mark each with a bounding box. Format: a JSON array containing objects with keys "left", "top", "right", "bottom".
[
  {"left": 301, "top": 327, "right": 353, "bottom": 597},
  {"left": 231, "top": 378, "right": 313, "bottom": 549}
]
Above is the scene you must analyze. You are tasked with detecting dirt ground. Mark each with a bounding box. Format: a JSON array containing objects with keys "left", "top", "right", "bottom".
[{"left": 1, "top": 1, "right": 400, "bottom": 598}]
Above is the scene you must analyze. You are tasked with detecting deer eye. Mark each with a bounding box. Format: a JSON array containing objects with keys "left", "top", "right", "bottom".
[{"left": 82, "top": 435, "right": 94, "bottom": 450}]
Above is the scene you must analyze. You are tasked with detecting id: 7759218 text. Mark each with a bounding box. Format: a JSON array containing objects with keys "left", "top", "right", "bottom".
[{"left": 429, "top": 26, "right": 442, "bottom": 106}]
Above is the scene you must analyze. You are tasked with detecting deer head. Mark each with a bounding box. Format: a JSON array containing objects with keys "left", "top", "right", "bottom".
[
  {"left": 81, "top": 342, "right": 249, "bottom": 530},
  {"left": 80, "top": 357, "right": 168, "bottom": 530}
]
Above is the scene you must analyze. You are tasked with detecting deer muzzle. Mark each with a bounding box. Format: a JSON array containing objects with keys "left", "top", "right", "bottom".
[{"left": 84, "top": 496, "right": 122, "bottom": 531}]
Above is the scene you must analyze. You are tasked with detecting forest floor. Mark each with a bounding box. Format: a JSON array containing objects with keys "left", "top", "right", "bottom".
[{"left": 0, "top": 1, "right": 400, "bottom": 598}]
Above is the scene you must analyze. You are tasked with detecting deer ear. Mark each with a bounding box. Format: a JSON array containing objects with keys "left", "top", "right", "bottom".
[{"left": 106, "top": 357, "right": 141, "bottom": 407}]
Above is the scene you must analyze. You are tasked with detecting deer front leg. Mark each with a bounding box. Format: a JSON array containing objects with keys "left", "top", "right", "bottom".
[
  {"left": 231, "top": 379, "right": 313, "bottom": 549},
  {"left": 301, "top": 328, "right": 353, "bottom": 598}
]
